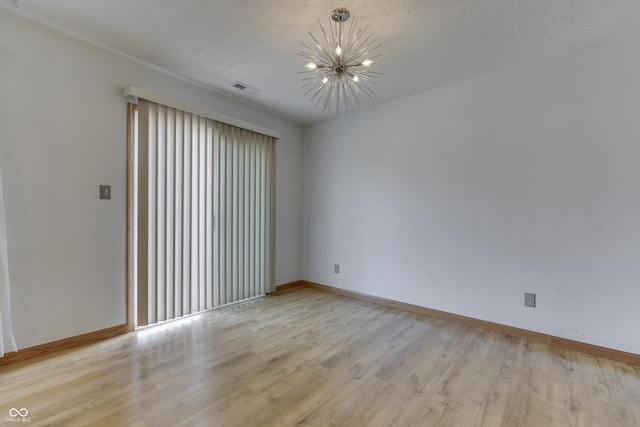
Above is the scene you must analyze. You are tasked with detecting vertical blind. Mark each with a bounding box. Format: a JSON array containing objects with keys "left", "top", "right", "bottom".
[{"left": 134, "top": 99, "right": 275, "bottom": 327}]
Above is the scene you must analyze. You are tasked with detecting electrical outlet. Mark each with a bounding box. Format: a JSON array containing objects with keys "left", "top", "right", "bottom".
[
  {"left": 524, "top": 292, "right": 536, "bottom": 308},
  {"left": 334, "top": 264, "right": 340, "bottom": 274}
]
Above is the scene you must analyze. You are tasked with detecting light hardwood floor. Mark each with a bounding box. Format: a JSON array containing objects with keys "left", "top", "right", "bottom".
[{"left": 1, "top": 287, "right": 639, "bottom": 426}]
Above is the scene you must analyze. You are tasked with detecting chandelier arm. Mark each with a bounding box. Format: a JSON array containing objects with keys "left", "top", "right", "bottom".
[
  {"left": 303, "top": 82, "right": 323, "bottom": 97},
  {"left": 345, "top": 34, "right": 377, "bottom": 62},
  {"left": 344, "top": 18, "right": 359, "bottom": 54},
  {"left": 353, "top": 42, "right": 383, "bottom": 61},
  {"left": 307, "top": 27, "right": 335, "bottom": 65},
  {"left": 339, "top": 80, "right": 346, "bottom": 115},
  {"left": 300, "top": 81, "right": 315, "bottom": 90},
  {"left": 319, "top": 78, "right": 331, "bottom": 111},
  {"left": 324, "top": 21, "right": 338, "bottom": 52},
  {"left": 339, "top": 80, "right": 348, "bottom": 115},
  {"left": 299, "top": 52, "right": 324, "bottom": 65},
  {"left": 306, "top": 30, "right": 337, "bottom": 65},
  {"left": 357, "top": 80, "right": 379, "bottom": 93},
  {"left": 300, "top": 71, "right": 328, "bottom": 81},
  {"left": 299, "top": 40, "right": 325, "bottom": 57},
  {"left": 311, "top": 85, "right": 327, "bottom": 106},
  {"left": 298, "top": 51, "right": 315, "bottom": 60},
  {"left": 350, "top": 33, "right": 374, "bottom": 57},
  {"left": 359, "top": 71, "right": 383, "bottom": 78},
  {"left": 346, "top": 83, "right": 363, "bottom": 108},
  {"left": 352, "top": 78, "right": 377, "bottom": 89},
  {"left": 341, "top": 79, "right": 352, "bottom": 113},
  {"left": 342, "top": 20, "right": 364, "bottom": 59},
  {"left": 344, "top": 53, "right": 382, "bottom": 67},
  {"left": 345, "top": 86, "right": 355, "bottom": 112},
  {"left": 310, "top": 88, "right": 326, "bottom": 104},
  {"left": 312, "top": 85, "right": 329, "bottom": 109},
  {"left": 325, "top": 82, "right": 337, "bottom": 113},
  {"left": 359, "top": 84, "right": 375, "bottom": 98},
  {"left": 345, "top": 23, "right": 367, "bottom": 58}
]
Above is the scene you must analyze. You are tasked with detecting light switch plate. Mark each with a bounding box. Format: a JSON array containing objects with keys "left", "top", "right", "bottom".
[{"left": 99, "top": 185, "right": 111, "bottom": 200}]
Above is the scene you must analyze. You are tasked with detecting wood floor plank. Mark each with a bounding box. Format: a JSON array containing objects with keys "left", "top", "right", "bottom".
[{"left": 1, "top": 287, "right": 639, "bottom": 426}]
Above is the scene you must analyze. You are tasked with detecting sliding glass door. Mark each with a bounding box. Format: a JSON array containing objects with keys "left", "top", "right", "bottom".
[{"left": 127, "top": 100, "right": 275, "bottom": 327}]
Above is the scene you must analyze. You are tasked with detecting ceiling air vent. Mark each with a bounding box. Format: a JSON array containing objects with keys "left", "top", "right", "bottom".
[{"left": 233, "top": 81, "right": 260, "bottom": 95}]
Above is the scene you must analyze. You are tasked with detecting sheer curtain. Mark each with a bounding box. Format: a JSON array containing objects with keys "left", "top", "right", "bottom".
[{"left": 0, "top": 169, "right": 17, "bottom": 357}]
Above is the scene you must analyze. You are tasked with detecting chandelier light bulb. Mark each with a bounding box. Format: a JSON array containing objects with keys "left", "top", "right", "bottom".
[{"left": 299, "top": 7, "right": 382, "bottom": 114}]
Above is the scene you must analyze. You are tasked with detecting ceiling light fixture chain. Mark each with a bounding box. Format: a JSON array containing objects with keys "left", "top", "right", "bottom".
[{"left": 299, "top": 7, "right": 382, "bottom": 115}]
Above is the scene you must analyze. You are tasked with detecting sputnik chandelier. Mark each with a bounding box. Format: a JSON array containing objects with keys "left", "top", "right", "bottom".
[{"left": 299, "top": 7, "right": 382, "bottom": 115}]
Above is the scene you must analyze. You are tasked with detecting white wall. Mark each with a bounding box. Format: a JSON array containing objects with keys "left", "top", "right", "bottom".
[
  {"left": 0, "top": 9, "right": 304, "bottom": 349},
  {"left": 304, "top": 35, "right": 640, "bottom": 354}
]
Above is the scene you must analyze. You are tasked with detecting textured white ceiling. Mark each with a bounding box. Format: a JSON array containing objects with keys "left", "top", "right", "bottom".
[{"left": 2, "top": 0, "right": 640, "bottom": 124}]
